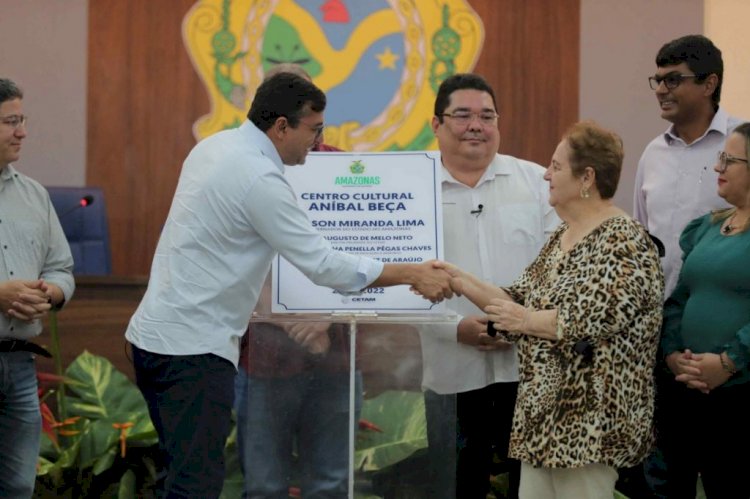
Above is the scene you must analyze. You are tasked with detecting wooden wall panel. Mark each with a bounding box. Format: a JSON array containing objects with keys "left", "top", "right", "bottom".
[
  {"left": 87, "top": 0, "right": 208, "bottom": 276},
  {"left": 87, "top": 0, "right": 579, "bottom": 276},
  {"left": 470, "top": 0, "right": 580, "bottom": 165}
]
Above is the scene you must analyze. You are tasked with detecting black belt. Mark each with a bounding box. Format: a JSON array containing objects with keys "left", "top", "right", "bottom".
[{"left": 0, "top": 339, "right": 52, "bottom": 357}]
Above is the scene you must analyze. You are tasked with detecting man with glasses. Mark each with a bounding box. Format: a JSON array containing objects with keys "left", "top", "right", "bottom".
[
  {"left": 636, "top": 34, "right": 743, "bottom": 298},
  {"left": 421, "top": 73, "right": 558, "bottom": 498},
  {"left": 632, "top": 35, "right": 744, "bottom": 498},
  {"left": 0, "top": 78, "right": 74, "bottom": 497},
  {"left": 234, "top": 63, "right": 358, "bottom": 499},
  {"left": 126, "top": 72, "right": 454, "bottom": 498}
]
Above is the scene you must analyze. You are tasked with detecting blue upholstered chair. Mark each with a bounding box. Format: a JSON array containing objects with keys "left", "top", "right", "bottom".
[{"left": 46, "top": 186, "right": 112, "bottom": 275}]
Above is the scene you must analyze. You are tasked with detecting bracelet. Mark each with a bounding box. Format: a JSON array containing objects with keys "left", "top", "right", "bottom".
[{"left": 720, "top": 352, "right": 738, "bottom": 375}]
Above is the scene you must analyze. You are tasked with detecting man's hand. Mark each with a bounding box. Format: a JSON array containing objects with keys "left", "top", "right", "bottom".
[
  {"left": 484, "top": 299, "right": 529, "bottom": 333},
  {"left": 284, "top": 322, "right": 331, "bottom": 355},
  {"left": 431, "top": 260, "right": 467, "bottom": 296},
  {"left": 409, "top": 261, "right": 453, "bottom": 303},
  {"left": 0, "top": 279, "right": 52, "bottom": 322},
  {"left": 457, "top": 316, "right": 512, "bottom": 351}
]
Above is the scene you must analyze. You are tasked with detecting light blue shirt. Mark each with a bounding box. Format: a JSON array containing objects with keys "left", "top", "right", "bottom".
[
  {"left": 633, "top": 107, "right": 744, "bottom": 297},
  {"left": 0, "top": 165, "right": 75, "bottom": 339},
  {"left": 125, "top": 121, "right": 383, "bottom": 365}
]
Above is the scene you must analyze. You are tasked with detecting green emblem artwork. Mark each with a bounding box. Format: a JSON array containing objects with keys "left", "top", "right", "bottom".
[{"left": 349, "top": 160, "right": 365, "bottom": 174}]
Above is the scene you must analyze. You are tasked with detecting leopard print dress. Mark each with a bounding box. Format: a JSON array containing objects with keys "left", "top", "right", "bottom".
[{"left": 501, "top": 216, "right": 664, "bottom": 468}]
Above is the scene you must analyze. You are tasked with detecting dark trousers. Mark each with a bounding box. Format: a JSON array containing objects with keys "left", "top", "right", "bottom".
[
  {"left": 131, "top": 344, "right": 235, "bottom": 499},
  {"left": 425, "top": 382, "right": 520, "bottom": 499},
  {"left": 660, "top": 379, "right": 750, "bottom": 499}
]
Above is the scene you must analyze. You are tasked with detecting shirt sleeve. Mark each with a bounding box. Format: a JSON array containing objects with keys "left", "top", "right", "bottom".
[
  {"left": 40, "top": 193, "right": 75, "bottom": 304},
  {"left": 633, "top": 154, "right": 648, "bottom": 226},
  {"left": 243, "top": 169, "right": 383, "bottom": 293},
  {"left": 660, "top": 215, "right": 710, "bottom": 356},
  {"left": 660, "top": 282, "right": 688, "bottom": 355},
  {"left": 555, "top": 221, "right": 663, "bottom": 346},
  {"left": 723, "top": 324, "right": 750, "bottom": 372},
  {"left": 418, "top": 313, "right": 462, "bottom": 343},
  {"left": 494, "top": 235, "right": 558, "bottom": 344},
  {"left": 503, "top": 261, "right": 535, "bottom": 306}
]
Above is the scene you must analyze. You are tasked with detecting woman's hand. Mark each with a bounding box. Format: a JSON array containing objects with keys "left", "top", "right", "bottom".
[
  {"left": 668, "top": 350, "right": 732, "bottom": 393},
  {"left": 666, "top": 350, "right": 699, "bottom": 377},
  {"left": 675, "top": 351, "right": 732, "bottom": 393},
  {"left": 484, "top": 299, "right": 529, "bottom": 333},
  {"left": 457, "top": 316, "right": 513, "bottom": 351}
]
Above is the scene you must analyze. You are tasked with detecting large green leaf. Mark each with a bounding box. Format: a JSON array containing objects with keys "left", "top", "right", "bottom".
[
  {"left": 64, "top": 351, "right": 149, "bottom": 419},
  {"left": 37, "top": 352, "right": 157, "bottom": 479},
  {"left": 36, "top": 430, "right": 84, "bottom": 484},
  {"left": 117, "top": 469, "right": 137, "bottom": 499},
  {"left": 354, "top": 391, "right": 428, "bottom": 472}
]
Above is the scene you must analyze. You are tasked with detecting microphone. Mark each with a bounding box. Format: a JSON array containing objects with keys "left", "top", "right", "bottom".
[
  {"left": 470, "top": 203, "right": 483, "bottom": 215},
  {"left": 59, "top": 195, "right": 95, "bottom": 218}
]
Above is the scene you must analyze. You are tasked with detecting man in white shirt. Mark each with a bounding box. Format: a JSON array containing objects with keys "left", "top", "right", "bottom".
[
  {"left": 635, "top": 34, "right": 743, "bottom": 298},
  {"left": 421, "top": 73, "right": 559, "bottom": 499},
  {"left": 632, "top": 35, "right": 744, "bottom": 499},
  {"left": 125, "top": 73, "right": 453, "bottom": 498}
]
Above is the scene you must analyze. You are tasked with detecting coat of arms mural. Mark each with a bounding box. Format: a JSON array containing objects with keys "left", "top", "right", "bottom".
[{"left": 183, "top": 0, "right": 484, "bottom": 151}]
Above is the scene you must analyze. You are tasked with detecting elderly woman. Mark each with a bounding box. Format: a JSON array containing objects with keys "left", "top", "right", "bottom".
[
  {"left": 437, "top": 121, "right": 663, "bottom": 499},
  {"left": 658, "top": 122, "right": 750, "bottom": 499}
]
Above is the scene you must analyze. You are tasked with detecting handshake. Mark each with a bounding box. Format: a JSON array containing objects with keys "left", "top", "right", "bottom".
[{"left": 402, "top": 260, "right": 466, "bottom": 303}]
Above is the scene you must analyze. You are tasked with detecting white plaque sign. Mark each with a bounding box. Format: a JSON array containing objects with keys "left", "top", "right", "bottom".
[{"left": 272, "top": 151, "right": 445, "bottom": 313}]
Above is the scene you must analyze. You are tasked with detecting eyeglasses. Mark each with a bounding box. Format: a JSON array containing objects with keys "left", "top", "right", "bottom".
[
  {"left": 440, "top": 111, "right": 499, "bottom": 127},
  {"left": 298, "top": 120, "right": 325, "bottom": 140},
  {"left": 0, "top": 114, "right": 27, "bottom": 130},
  {"left": 717, "top": 151, "right": 749, "bottom": 173},
  {"left": 648, "top": 73, "right": 698, "bottom": 90}
]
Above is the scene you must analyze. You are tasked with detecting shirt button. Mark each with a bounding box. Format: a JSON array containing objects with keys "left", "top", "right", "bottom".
[{"left": 9, "top": 271, "right": 13, "bottom": 276}]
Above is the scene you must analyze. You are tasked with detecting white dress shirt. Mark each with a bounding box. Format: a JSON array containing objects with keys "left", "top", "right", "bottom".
[
  {"left": 420, "top": 154, "right": 559, "bottom": 394},
  {"left": 633, "top": 108, "right": 744, "bottom": 297},
  {"left": 126, "top": 121, "right": 383, "bottom": 366}
]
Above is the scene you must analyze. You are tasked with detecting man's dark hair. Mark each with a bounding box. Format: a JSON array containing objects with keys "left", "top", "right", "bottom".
[
  {"left": 656, "top": 34, "right": 723, "bottom": 110},
  {"left": 248, "top": 73, "right": 326, "bottom": 132},
  {"left": 0, "top": 78, "right": 23, "bottom": 105},
  {"left": 434, "top": 73, "right": 497, "bottom": 123}
]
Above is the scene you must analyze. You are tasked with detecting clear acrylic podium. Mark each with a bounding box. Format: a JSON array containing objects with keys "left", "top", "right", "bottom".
[{"left": 245, "top": 287, "right": 457, "bottom": 499}]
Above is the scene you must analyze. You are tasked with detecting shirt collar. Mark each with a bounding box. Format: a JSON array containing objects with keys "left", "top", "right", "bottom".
[
  {"left": 664, "top": 107, "right": 730, "bottom": 145},
  {"left": 240, "top": 120, "right": 285, "bottom": 172},
  {"left": 0, "top": 164, "right": 17, "bottom": 182},
  {"left": 440, "top": 153, "right": 508, "bottom": 186}
]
